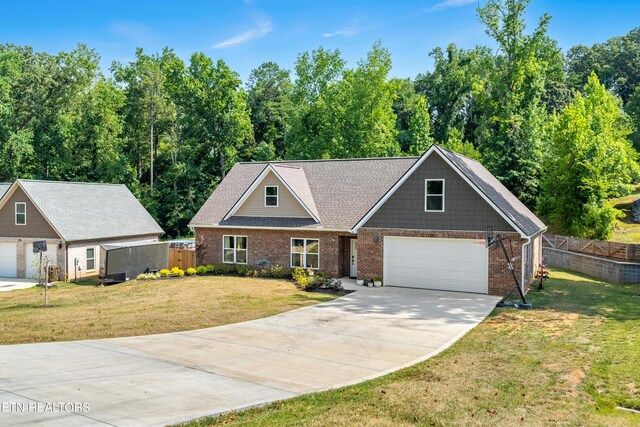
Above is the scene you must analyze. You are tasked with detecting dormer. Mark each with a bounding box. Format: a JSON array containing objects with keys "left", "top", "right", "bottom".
[{"left": 224, "top": 165, "right": 320, "bottom": 221}]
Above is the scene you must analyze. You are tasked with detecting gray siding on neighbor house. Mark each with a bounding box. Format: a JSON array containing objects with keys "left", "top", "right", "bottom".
[
  {"left": 0, "top": 187, "right": 60, "bottom": 239},
  {"left": 364, "top": 154, "right": 516, "bottom": 232}
]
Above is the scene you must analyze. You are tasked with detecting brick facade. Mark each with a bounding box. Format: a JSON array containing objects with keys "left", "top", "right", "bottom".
[
  {"left": 195, "top": 227, "right": 352, "bottom": 277},
  {"left": 356, "top": 227, "right": 524, "bottom": 296},
  {"left": 195, "top": 227, "right": 530, "bottom": 296}
]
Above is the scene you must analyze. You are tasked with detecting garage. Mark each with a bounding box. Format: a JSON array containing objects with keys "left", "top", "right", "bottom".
[
  {"left": 383, "top": 236, "right": 488, "bottom": 293},
  {"left": 0, "top": 243, "right": 17, "bottom": 278}
]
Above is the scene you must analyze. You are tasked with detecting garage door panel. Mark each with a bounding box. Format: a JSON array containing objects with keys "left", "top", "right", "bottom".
[
  {"left": 384, "top": 237, "right": 488, "bottom": 294},
  {"left": 0, "top": 243, "right": 17, "bottom": 278}
]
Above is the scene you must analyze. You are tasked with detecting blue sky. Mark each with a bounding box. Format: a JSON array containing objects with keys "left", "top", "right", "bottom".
[{"left": 1, "top": 0, "right": 639, "bottom": 82}]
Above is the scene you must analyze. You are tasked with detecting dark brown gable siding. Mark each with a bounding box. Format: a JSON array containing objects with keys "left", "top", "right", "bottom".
[
  {"left": 364, "top": 154, "right": 515, "bottom": 232},
  {"left": 0, "top": 187, "right": 60, "bottom": 238}
]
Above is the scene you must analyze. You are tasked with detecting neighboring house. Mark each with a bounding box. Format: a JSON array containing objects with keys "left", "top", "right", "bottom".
[
  {"left": 190, "top": 145, "right": 546, "bottom": 295},
  {"left": 0, "top": 180, "right": 164, "bottom": 280}
]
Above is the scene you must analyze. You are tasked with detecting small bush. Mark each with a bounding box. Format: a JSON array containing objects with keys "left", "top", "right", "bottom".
[
  {"left": 159, "top": 269, "right": 171, "bottom": 277},
  {"left": 213, "top": 264, "right": 228, "bottom": 275},
  {"left": 235, "top": 264, "right": 249, "bottom": 276},
  {"left": 170, "top": 267, "right": 185, "bottom": 277},
  {"left": 251, "top": 269, "right": 260, "bottom": 277},
  {"left": 137, "top": 273, "right": 159, "bottom": 280},
  {"left": 270, "top": 264, "right": 286, "bottom": 279},
  {"left": 186, "top": 267, "right": 197, "bottom": 276},
  {"left": 196, "top": 265, "right": 207, "bottom": 275},
  {"left": 205, "top": 264, "right": 215, "bottom": 274},
  {"left": 292, "top": 267, "right": 308, "bottom": 286}
]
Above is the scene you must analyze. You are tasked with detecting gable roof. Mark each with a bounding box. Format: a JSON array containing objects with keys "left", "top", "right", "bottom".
[
  {"left": 223, "top": 164, "right": 320, "bottom": 222},
  {"left": 0, "top": 180, "right": 164, "bottom": 242},
  {"left": 191, "top": 157, "right": 419, "bottom": 230},
  {"left": 351, "top": 145, "right": 545, "bottom": 237},
  {"left": 191, "top": 145, "right": 545, "bottom": 237}
]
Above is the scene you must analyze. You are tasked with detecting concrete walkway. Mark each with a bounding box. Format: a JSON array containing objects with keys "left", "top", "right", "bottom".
[
  {"left": 0, "top": 278, "right": 37, "bottom": 292},
  {"left": 0, "top": 283, "right": 499, "bottom": 426}
]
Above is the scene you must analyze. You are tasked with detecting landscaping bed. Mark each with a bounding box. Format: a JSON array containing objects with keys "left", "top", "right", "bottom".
[
  {"left": 0, "top": 276, "right": 337, "bottom": 345},
  {"left": 181, "top": 269, "right": 640, "bottom": 426}
]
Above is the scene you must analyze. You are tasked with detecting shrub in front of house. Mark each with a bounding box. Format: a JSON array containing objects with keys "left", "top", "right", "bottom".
[
  {"left": 136, "top": 273, "right": 159, "bottom": 280},
  {"left": 204, "top": 264, "right": 214, "bottom": 274},
  {"left": 270, "top": 264, "right": 287, "bottom": 279},
  {"left": 213, "top": 264, "right": 228, "bottom": 275},
  {"left": 292, "top": 267, "right": 308, "bottom": 286},
  {"left": 159, "top": 269, "right": 171, "bottom": 277},
  {"left": 196, "top": 265, "right": 207, "bottom": 275},
  {"left": 185, "top": 267, "right": 197, "bottom": 276},
  {"left": 170, "top": 267, "right": 185, "bottom": 277},
  {"left": 235, "top": 264, "right": 249, "bottom": 276},
  {"left": 251, "top": 269, "right": 260, "bottom": 277}
]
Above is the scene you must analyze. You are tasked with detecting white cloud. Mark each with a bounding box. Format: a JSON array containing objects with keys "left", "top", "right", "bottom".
[
  {"left": 322, "top": 20, "right": 362, "bottom": 38},
  {"left": 109, "top": 21, "right": 159, "bottom": 44},
  {"left": 425, "top": 0, "right": 476, "bottom": 12},
  {"left": 212, "top": 17, "right": 272, "bottom": 49}
]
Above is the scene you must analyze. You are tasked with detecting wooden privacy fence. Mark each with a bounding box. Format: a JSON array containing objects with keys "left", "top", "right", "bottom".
[
  {"left": 169, "top": 248, "right": 196, "bottom": 270},
  {"left": 542, "top": 234, "right": 640, "bottom": 263}
]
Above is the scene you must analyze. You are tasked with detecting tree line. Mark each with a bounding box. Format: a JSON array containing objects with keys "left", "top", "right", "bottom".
[{"left": 1, "top": 0, "right": 639, "bottom": 239}]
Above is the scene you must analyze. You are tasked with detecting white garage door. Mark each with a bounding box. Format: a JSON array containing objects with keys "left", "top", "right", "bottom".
[
  {"left": 26, "top": 245, "right": 57, "bottom": 280},
  {"left": 383, "top": 236, "right": 488, "bottom": 294},
  {"left": 0, "top": 243, "right": 17, "bottom": 278}
]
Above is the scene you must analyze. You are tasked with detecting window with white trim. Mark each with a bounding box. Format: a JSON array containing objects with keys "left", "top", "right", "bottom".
[
  {"left": 425, "top": 179, "right": 445, "bottom": 212},
  {"left": 86, "top": 248, "right": 95, "bottom": 271},
  {"left": 15, "top": 202, "right": 26, "bottom": 225},
  {"left": 223, "top": 235, "right": 248, "bottom": 264},
  {"left": 265, "top": 185, "right": 279, "bottom": 207},
  {"left": 291, "top": 238, "right": 319, "bottom": 269}
]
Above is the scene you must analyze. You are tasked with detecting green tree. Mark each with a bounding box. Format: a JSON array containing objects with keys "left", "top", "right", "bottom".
[
  {"left": 540, "top": 73, "right": 639, "bottom": 239},
  {"left": 286, "top": 42, "right": 400, "bottom": 159},
  {"left": 476, "top": 0, "right": 552, "bottom": 206},
  {"left": 392, "top": 78, "right": 433, "bottom": 155},
  {"left": 415, "top": 44, "right": 492, "bottom": 145},
  {"left": 246, "top": 62, "right": 292, "bottom": 159}
]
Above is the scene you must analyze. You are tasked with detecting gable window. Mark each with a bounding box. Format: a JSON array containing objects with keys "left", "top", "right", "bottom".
[
  {"left": 291, "top": 238, "right": 319, "bottom": 270},
  {"left": 223, "top": 235, "right": 247, "bottom": 264},
  {"left": 15, "top": 202, "right": 26, "bottom": 225},
  {"left": 86, "top": 248, "right": 95, "bottom": 271},
  {"left": 425, "top": 179, "right": 445, "bottom": 212},
  {"left": 265, "top": 185, "right": 279, "bottom": 207}
]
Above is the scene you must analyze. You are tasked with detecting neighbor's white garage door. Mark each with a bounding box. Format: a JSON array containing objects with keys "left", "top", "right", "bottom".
[
  {"left": 383, "top": 236, "right": 488, "bottom": 294},
  {"left": 25, "top": 245, "right": 57, "bottom": 280},
  {"left": 0, "top": 243, "right": 17, "bottom": 278}
]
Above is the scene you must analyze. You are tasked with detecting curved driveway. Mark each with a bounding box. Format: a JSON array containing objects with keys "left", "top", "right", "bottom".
[{"left": 0, "top": 284, "right": 499, "bottom": 426}]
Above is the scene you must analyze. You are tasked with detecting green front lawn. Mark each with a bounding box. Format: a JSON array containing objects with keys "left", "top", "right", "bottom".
[
  {"left": 0, "top": 276, "right": 336, "bottom": 345},
  {"left": 183, "top": 269, "right": 640, "bottom": 426}
]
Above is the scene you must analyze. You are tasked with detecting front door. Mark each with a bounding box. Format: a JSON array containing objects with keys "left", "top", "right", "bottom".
[{"left": 350, "top": 239, "right": 358, "bottom": 278}]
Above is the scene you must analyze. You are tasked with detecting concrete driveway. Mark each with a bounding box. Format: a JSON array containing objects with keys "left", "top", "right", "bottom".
[
  {"left": 0, "top": 278, "right": 37, "bottom": 292},
  {"left": 0, "top": 284, "right": 499, "bottom": 426}
]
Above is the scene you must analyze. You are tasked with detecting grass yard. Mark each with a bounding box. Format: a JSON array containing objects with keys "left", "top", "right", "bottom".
[
  {"left": 0, "top": 276, "right": 336, "bottom": 345},
  {"left": 183, "top": 269, "right": 640, "bottom": 427},
  {"left": 610, "top": 185, "right": 640, "bottom": 243}
]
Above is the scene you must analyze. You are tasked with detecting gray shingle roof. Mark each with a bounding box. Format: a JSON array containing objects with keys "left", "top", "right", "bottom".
[
  {"left": 191, "top": 146, "right": 545, "bottom": 237},
  {"left": 191, "top": 157, "right": 419, "bottom": 230},
  {"left": 16, "top": 179, "right": 164, "bottom": 242},
  {"left": 436, "top": 146, "right": 545, "bottom": 236},
  {"left": 0, "top": 183, "right": 9, "bottom": 199}
]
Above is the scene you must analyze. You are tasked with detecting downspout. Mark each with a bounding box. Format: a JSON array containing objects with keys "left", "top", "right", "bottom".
[{"left": 521, "top": 235, "right": 532, "bottom": 295}]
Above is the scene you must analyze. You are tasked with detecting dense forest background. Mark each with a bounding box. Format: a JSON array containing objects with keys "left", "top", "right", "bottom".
[{"left": 1, "top": 0, "right": 639, "bottom": 239}]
